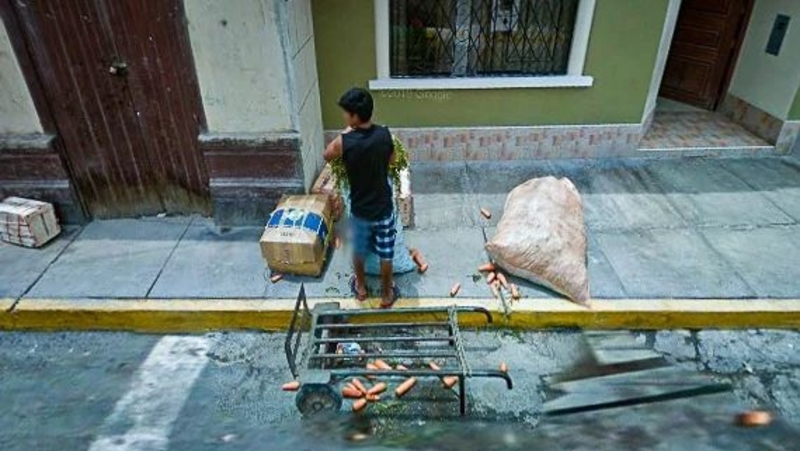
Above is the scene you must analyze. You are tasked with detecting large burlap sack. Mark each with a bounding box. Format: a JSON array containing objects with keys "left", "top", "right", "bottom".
[{"left": 486, "top": 177, "right": 590, "bottom": 305}]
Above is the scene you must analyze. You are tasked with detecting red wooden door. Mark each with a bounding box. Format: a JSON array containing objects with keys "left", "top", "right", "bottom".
[
  {"left": 659, "top": 0, "right": 752, "bottom": 110},
  {"left": 10, "top": 0, "right": 210, "bottom": 218}
]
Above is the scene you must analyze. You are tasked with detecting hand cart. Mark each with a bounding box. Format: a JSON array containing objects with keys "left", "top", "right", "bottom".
[{"left": 285, "top": 284, "right": 513, "bottom": 416}]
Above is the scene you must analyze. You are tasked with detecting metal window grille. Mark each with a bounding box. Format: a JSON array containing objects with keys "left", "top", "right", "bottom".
[{"left": 390, "top": 0, "right": 579, "bottom": 77}]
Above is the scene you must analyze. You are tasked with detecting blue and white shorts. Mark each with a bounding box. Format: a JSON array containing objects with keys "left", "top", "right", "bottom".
[{"left": 350, "top": 212, "right": 397, "bottom": 261}]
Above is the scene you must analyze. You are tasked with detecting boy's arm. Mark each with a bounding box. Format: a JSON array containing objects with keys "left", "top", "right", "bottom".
[{"left": 323, "top": 135, "right": 343, "bottom": 162}]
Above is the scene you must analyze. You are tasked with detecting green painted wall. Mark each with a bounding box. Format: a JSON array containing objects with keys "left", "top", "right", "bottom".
[
  {"left": 791, "top": 88, "right": 800, "bottom": 121},
  {"left": 312, "top": 0, "right": 668, "bottom": 128}
]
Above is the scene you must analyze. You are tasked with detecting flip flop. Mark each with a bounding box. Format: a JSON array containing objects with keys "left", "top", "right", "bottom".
[
  {"left": 349, "top": 275, "right": 368, "bottom": 302},
  {"left": 380, "top": 284, "right": 401, "bottom": 309}
]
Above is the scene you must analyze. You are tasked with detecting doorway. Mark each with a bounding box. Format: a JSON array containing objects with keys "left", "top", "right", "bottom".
[
  {"left": 8, "top": 0, "right": 210, "bottom": 218},
  {"left": 659, "top": 0, "right": 754, "bottom": 111}
]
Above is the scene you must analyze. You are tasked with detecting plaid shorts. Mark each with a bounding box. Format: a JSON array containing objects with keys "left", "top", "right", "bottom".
[{"left": 350, "top": 212, "right": 396, "bottom": 261}]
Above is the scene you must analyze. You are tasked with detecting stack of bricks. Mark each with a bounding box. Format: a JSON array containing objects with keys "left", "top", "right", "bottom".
[{"left": 0, "top": 197, "right": 61, "bottom": 248}]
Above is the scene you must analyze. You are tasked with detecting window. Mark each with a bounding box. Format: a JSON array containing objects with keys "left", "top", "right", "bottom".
[
  {"left": 371, "top": 0, "right": 595, "bottom": 90},
  {"left": 390, "top": 0, "right": 579, "bottom": 78}
]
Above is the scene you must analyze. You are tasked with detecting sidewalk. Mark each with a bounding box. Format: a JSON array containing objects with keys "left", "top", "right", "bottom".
[{"left": 2, "top": 155, "right": 800, "bottom": 330}]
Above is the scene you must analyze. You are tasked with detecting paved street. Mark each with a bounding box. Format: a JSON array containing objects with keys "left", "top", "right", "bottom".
[
  {"left": 2, "top": 156, "right": 800, "bottom": 303},
  {"left": 0, "top": 329, "right": 798, "bottom": 450}
]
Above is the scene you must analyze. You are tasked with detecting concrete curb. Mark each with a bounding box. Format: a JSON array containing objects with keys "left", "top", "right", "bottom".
[{"left": 1, "top": 297, "right": 799, "bottom": 332}]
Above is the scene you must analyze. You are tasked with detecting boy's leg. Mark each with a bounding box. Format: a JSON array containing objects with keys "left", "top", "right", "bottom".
[
  {"left": 350, "top": 215, "right": 369, "bottom": 300},
  {"left": 373, "top": 214, "right": 398, "bottom": 307}
]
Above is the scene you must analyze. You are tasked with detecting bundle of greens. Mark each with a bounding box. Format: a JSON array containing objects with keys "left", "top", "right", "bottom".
[{"left": 330, "top": 134, "right": 410, "bottom": 191}]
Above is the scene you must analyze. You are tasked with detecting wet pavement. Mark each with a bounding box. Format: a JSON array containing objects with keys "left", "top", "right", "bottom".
[{"left": 1, "top": 328, "right": 798, "bottom": 450}]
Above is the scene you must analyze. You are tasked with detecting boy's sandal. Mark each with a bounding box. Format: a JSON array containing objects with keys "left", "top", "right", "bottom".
[
  {"left": 349, "top": 275, "right": 368, "bottom": 302},
  {"left": 380, "top": 284, "right": 401, "bottom": 309}
]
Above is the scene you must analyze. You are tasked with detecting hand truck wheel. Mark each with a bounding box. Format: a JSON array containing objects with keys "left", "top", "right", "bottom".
[{"left": 295, "top": 383, "right": 342, "bottom": 416}]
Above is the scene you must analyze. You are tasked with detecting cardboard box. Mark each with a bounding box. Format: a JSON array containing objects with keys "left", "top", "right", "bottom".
[
  {"left": 311, "top": 163, "right": 343, "bottom": 220},
  {"left": 0, "top": 197, "right": 61, "bottom": 248},
  {"left": 259, "top": 194, "right": 333, "bottom": 277}
]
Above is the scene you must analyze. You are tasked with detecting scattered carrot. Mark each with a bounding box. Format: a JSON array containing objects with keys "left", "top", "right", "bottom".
[
  {"left": 449, "top": 283, "right": 461, "bottom": 297},
  {"left": 499, "top": 362, "right": 509, "bottom": 373},
  {"left": 478, "top": 262, "right": 495, "bottom": 272},
  {"left": 374, "top": 359, "right": 392, "bottom": 370},
  {"left": 510, "top": 284, "right": 520, "bottom": 300},
  {"left": 351, "top": 378, "right": 368, "bottom": 395},
  {"left": 345, "top": 382, "right": 359, "bottom": 392},
  {"left": 335, "top": 236, "right": 342, "bottom": 249},
  {"left": 270, "top": 274, "right": 283, "bottom": 284},
  {"left": 428, "top": 361, "right": 442, "bottom": 371},
  {"left": 368, "top": 382, "right": 388, "bottom": 395},
  {"left": 352, "top": 398, "right": 368, "bottom": 413},
  {"left": 342, "top": 387, "right": 362, "bottom": 399},
  {"left": 480, "top": 207, "right": 492, "bottom": 219},
  {"left": 366, "top": 394, "right": 381, "bottom": 402},
  {"left": 395, "top": 377, "right": 417, "bottom": 398},
  {"left": 281, "top": 381, "right": 300, "bottom": 392},
  {"left": 442, "top": 376, "right": 458, "bottom": 389},
  {"left": 490, "top": 281, "right": 500, "bottom": 299},
  {"left": 413, "top": 251, "right": 428, "bottom": 273},
  {"left": 396, "top": 364, "right": 409, "bottom": 371},
  {"left": 496, "top": 273, "right": 509, "bottom": 290},
  {"left": 737, "top": 410, "right": 772, "bottom": 427},
  {"left": 486, "top": 272, "right": 496, "bottom": 284}
]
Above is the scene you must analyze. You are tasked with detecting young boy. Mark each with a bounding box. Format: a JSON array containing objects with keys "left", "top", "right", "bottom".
[{"left": 323, "top": 87, "right": 399, "bottom": 308}]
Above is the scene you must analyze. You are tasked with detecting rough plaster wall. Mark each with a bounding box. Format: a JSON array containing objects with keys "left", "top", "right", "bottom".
[
  {"left": 644, "top": 0, "right": 681, "bottom": 121},
  {"left": 729, "top": 0, "right": 800, "bottom": 120},
  {"left": 0, "top": 19, "right": 42, "bottom": 135},
  {"left": 184, "top": 0, "right": 293, "bottom": 133},
  {"left": 285, "top": 0, "right": 324, "bottom": 189}
]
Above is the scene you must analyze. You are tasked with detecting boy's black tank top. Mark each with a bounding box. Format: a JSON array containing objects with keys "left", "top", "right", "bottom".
[{"left": 341, "top": 125, "right": 394, "bottom": 221}]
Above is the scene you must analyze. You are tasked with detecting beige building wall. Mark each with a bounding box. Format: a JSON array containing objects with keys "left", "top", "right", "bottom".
[
  {"left": 285, "top": 0, "right": 325, "bottom": 189},
  {"left": 184, "top": 0, "right": 294, "bottom": 133},
  {"left": 0, "top": 18, "right": 42, "bottom": 135},
  {"left": 729, "top": 0, "right": 800, "bottom": 120}
]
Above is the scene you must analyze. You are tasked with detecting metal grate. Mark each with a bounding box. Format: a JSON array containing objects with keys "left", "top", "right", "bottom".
[{"left": 390, "top": 0, "right": 579, "bottom": 77}]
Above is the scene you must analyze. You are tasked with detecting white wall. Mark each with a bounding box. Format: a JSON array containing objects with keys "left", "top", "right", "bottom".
[
  {"left": 729, "top": 0, "right": 800, "bottom": 120},
  {"left": 284, "top": 0, "right": 325, "bottom": 189},
  {"left": 643, "top": 0, "right": 682, "bottom": 122},
  {"left": 184, "top": 0, "right": 293, "bottom": 133},
  {"left": 0, "top": 19, "right": 42, "bottom": 135}
]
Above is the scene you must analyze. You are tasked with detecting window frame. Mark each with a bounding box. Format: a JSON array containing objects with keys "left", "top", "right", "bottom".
[{"left": 369, "top": 0, "right": 596, "bottom": 90}]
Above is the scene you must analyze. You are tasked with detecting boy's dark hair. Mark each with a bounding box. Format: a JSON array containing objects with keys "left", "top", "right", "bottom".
[{"left": 338, "top": 87, "right": 373, "bottom": 122}]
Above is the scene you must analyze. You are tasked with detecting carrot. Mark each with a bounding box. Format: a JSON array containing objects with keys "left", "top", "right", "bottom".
[
  {"left": 418, "top": 262, "right": 429, "bottom": 273},
  {"left": 499, "top": 362, "right": 509, "bottom": 373},
  {"left": 281, "top": 381, "right": 300, "bottom": 391},
  {"left": 364, "top": 363, "right": 378, "bottom": 379},
  {"left": 480, "top": 207, "right": 492, "bottom": 219},
  {"left": 496, "top": 273, "right": 509, "bottom": 290},
  {"left": 351, "top": 378, "right": 368, "bottom": 395},
  {"left": 737, "top": 410, "right": 772, "bottom": 427},
  {"left": 395, "top": 377, "right": 417, "bottom": 398},
  {"left": 490, "top": 282, "right": 500, "bottom": 299},
  {"left": 477, "top": 262, "right": 495, "bottom": 272},
  {"left": 366, "top": 394, "right": 381, "bottom": 402},
  {"left": 345, "top": 382, "right": 359, "bottom": 392},
  {"left": 270, "top": 274, "right": 283, "bottom": 284},
  {"left": 428, "top": 361, "right": 442, "bottom": 371},
  {"left": 368, "top": 382, "right": 388, "bottom": 395},
  {"left": 442, "top": 376, "right": 458, "bottom": 389},
  {"left": 510, "top": 284, "right": 520, "bottom": 300},
  {"left": 352, "top": 398, "right": 368, "bottom": 413},
  {"left": 342, "top": 387, "right": 362, "bottom": 399},
  {"left": 335, "top": 236, "right": 342, "bottom": 249},
  {"left": 395, "top": 364, "right": 408, "bottom": 371},
  {"left": 449, "top": 283, "right": 461, "bottom": 297},
  {"left": 486, "top": 272, "right": 496, "bottom": 284},
  {"left": 374, "top": 359, "right": 392, "bottom": 370}
]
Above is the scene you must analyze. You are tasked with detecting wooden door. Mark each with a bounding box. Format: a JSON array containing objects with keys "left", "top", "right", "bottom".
[
  {"left": 10, "top": 0, "right": 210, "bottom": 218},
  {"left": 660, "top": 0, "right": 753, "bottom": 110}
]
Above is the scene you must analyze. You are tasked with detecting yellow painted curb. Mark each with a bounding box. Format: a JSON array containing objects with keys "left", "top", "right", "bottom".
[{"left": 1, "top": 296, "right": 798, "bottom": 332}]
